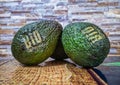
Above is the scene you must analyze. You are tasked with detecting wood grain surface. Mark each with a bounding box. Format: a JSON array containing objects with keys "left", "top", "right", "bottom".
[
  {"left": 0, "top": 0, "right": 120, "bottom": 57},
  {"left": 0, "top": 58, "right": 107, "bottom": 85}
]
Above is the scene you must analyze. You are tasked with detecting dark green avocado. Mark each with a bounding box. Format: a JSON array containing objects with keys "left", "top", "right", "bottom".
[
  {"left": 51, "top": 34, "right": 68, "bottom": 60},
  {"left": 62, "top": 22, "right": 110, "bottom": 67},
  {"left": 11, "top": 20, "right": 62, "bottom": 66}
]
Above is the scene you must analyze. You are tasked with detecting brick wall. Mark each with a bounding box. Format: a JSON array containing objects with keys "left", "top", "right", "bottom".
[{"left": 0, "top": 0, "right": 120, "bottom": 57}]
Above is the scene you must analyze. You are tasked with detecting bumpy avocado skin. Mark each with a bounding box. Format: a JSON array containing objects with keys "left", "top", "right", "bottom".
[
  {"left": 62, "top": 22, "right": 110, "bottom": 67},
  {"left": 11, "top": 20, "right": 62, "bottom": 66},
  {"left": 51, "top": 34, "right": 68, "bottom": 60}
]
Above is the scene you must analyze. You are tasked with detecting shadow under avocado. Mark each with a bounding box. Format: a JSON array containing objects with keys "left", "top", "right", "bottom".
[{"left": 92, "top": 68, "right": 108, "bottom": 84}]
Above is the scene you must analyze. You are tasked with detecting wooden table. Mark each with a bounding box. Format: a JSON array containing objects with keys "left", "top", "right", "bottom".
[{"left": 1, "top": 56, "right": 117, "bottom": 85}]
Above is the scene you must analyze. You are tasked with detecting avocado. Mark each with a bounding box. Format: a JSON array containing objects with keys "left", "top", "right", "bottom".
[
  {"left": 11, "top": 20, "right": 62, "bottom": 66},
  {"left": 51, "top": 34, "right": 68, "bottom": 60},
  {"left": 62, "top": 22, "right": 110, "bottom": 67}
]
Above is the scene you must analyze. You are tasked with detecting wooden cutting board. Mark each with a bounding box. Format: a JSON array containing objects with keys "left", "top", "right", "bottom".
[{"left": 0, "top": 58, "right": 107, "bottom": 85}]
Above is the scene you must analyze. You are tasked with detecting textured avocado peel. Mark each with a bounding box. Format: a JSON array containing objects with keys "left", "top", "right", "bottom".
[
  {"left": 51, "top": 34, "right": 68, "bottom": 60},
  {"left": 11, "top": 20, "right": 62, "bottom": 66},
  {"left": 62, "top": 22, "right": 110, "bottom": 67}
]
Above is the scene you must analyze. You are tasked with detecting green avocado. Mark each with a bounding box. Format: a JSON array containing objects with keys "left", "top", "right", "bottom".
[
  {"left": 51, "top": 33, "right": 68, "bottom": 60},
  {"left": 62, "top": 22, "right": 110, "bottom": 67},
  {"left": 11, "top": 20, "right": 62, "bottom": 66}
]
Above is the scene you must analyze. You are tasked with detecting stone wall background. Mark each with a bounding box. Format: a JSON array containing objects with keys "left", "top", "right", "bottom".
[{"left": 0, "top": 0, "right": 120, "bottom": 57}]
